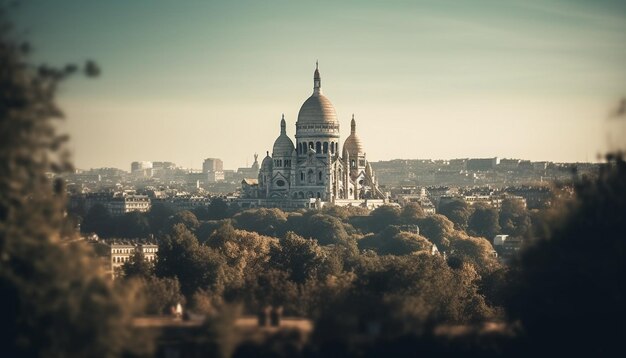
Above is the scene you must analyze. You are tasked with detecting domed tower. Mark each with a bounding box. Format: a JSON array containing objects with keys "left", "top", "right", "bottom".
[
  {"left": 271, "top": 114, "right": 295, "bottom": 193},
  {"left": 295, "top": 63, "right": 340, "bottom": 158},
  {"left": 258, "top": 151, "right": 273, "bottom": 198},
  {"left": 343, "top": 114, "right": 366, "bottom": 173},
  {"left": 343, "top": 115, "right": 368, "bottom": 199}
]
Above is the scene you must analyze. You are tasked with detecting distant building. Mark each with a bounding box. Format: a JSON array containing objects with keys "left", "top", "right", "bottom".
[
  {"left": 238, "top": 64, "right": 386, "bottom": 209},
  {"left": 108, "top": 194, "right": 151, "bottom": 215},
  {"left": 203, "top": 158, "right": 224, "bottom": 173},
  {"left": 493, "top": 234, "right": 524, "bottom": 263},
  {"left": 237, "top": 154, "right": 261, "bottom": 180},
  {"left": 467, "top": 157, "right": 498, "bottom": 171},
  {"left": 131, "top": 161, "right": 153, "bottom": 177},
  {"left": 498, "top": 158, "right": 520, "bottom": 170},
  {"left": 108, "top": 241, "right": 158, "bottom": 278}
]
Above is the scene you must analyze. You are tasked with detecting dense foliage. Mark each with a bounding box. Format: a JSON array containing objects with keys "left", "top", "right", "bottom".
[{"left": 0, "top": 7, "right": 150, "bottom": 356}]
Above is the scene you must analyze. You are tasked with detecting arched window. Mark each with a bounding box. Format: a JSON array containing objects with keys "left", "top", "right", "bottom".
[
  {"left": 300, "top": 172, "right": 305, "bottom": 181},
  {"left": 316, "top": 142, "right": 321, "bottom": 153},
  {"left": 308, "top": 169, "right": 314, "bottom": 184},
  {"left": 318, "top": 171, "right": 322, "bottom": 181},
  {"left": 351, "top": 159, "right": 356, "bottom": 168},
  {"left": 309, "top": 141, "right": 314, "bottom": 150},
  {"left": 330, "top": 142, "right": 335, "bottom": 154},
  {"left": 323, "top": 142, "right": 328, "bottom": 154}
]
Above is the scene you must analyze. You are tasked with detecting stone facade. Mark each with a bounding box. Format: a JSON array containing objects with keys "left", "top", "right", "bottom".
[{"left": 239, "top": 64, "right": 386, "bottom": 209}]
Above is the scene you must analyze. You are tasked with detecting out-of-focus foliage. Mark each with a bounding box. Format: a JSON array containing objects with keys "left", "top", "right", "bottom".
[
  {"left": 314, "top": 254, "right": 495, "bottom": 347},
  {"left": 505, "top": 158, "right": 626, "bottom": 356},
  {"left": 0, "top": 6, "right": 150, "bottom": 356}
]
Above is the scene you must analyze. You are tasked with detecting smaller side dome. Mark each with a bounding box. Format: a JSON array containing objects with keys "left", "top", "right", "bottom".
[
  {"left": 272, "top": 114, "right": 295, "bottom": 157},
  {"left": 261, "top": 151, "right": 273, "bottom": 170},
  {"left": 343, "top": 114, "right": 364, "bottom": 157}
]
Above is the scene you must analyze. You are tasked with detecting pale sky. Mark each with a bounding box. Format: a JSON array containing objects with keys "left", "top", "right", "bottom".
[{"left": 14, "top": 0, "right": 626, "bottom": 170}]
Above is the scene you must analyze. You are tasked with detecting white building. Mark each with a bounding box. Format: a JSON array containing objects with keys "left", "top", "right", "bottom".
[{"left": 239, "top": 64, "right": 386, "bottom": 209}]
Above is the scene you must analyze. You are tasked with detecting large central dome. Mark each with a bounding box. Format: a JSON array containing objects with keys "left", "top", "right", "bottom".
[
  {"left": 296, "top": 63, "right": 338, "bottom": 125},
  {"left": 297, "top": 94, "right": 338, "bottom": 124}
]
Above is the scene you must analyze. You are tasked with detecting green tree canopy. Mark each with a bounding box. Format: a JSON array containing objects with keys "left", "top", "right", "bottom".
[
  {"left": 367, "top": 205, "right": 401, "bottom": 233},
  {"left": 416, "top": 214, "right": 454, "bottom": 251},
  {"left": 467, "top": 202, "right": 501, "bottom": 240},
  {"left": 122, "top": 250, "right": 154, "bottom": 279},
  {"left": 400, "top": 202, "right": 426, "bottom": 224},
  {"left": 207, "top": 197, "right": 230, "bottom": 220},
  {"left": 438, "top": 198, "right": 471, "bottom": 230},
  {"left": 232, "top": 208, "right": 288, "bottom": 237},
  {"left": 147, "top": 202, "right": 175, "bottom": 234},
  {"left": 499, "top": 197, "right": 530, "bottom": 237},
  {"left": 297, "top": 213, "right": 350, "bottom": 245},
  {"left": 271, "top": 232, "right": 328, "bottom": 283},
  {"left": 358, "top": 226, "right": 433, "bottom": 256},
  {"left": 156, "top": 224, "right": 226, "bottom": 296},
  {"left": 166, "top": 209, "right": 200, "bottom": 233},
  {"left": 505, "top": 158, "right": 626, "bottom": 356},
  {"left": 82, "top": 203, "right": 114, "bottom": 237},
  {"left": 116, "top": 211, "right": 151, "bottom": 238},
  {"left": 0, "top": 9, "right": 149, "bottom": 355}
]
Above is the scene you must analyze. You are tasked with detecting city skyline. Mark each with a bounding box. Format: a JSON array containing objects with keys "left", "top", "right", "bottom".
[{"left": 14, "top": 0, "right": 626, "bottom": 170}]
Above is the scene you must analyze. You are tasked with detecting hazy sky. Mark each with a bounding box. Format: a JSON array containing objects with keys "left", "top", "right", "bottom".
[{"left": 14, "top": 0, "right": 626, "bottom": 170}]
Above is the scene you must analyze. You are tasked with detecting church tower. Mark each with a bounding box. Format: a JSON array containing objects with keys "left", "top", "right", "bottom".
[{"left": 293, "top": 63, "right": 341, "bottom": 200}]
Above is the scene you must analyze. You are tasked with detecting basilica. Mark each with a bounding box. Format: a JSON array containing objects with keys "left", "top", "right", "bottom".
[{"left": 239, "top": 64, "right": 386, "bottom": 209}]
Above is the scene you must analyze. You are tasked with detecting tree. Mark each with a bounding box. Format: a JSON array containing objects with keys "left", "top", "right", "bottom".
[
  {"left": 82, "top": 203, "right": 114, "bottom": 237},
  {"left": 400, "top": 202, "right": 426, "bottom": 224},
  {"left": 301, "top": 213, "right": 349, "bottom": 245},
  {"left": 0, "top": 8, "right": 150, "bottom": 356},
  {"left": 358, "top": 226, "right": 433, "bottom": 256},
  {"left": 155, "top": 224, "right": 226, "bottom": 297},
  {"left": 367, "top": 205, "right": 401, "bottom": 233},
  {"left": 140, "top": 276, "right": 185, "bottom": 315},
  {"left": 147, "top": 202, "right": 175, "bottom": 234},
  {"left": 417, "top": 214, "right": 454, "bottom": 251},
  {"left": 505, "top": 158, "right": 626, "bottom": 356},
  {"left": 467, "top": 203, "right": 500, "bottom": 240},
  {"left": 499, "top": 198, "right": 530, "bottom": 237},
  {"left": 322, "top": 204, "right": 370, "bottom": 221},
  {"left": 448, "top": 232, "right": 500, "bottom": 276},
  {"left": 271, "top": 232, "right": 328, "bottom": 283},
  {"left": 122, "top": 251, "right": 154, "bottom": 279},
  {"left": 313, "top": 253, "right": 494, "bottom": 348},
  {"left": 207, "top": 221, "right": 279, "bottom": 290},
  {"left": 207, "top": 197, "right": 230, "bottom": 220},
  {"left": 438, "top": 198, "right": 471, "bottom": 231},
  {"left": 232, "top": 208, "right": 287, "bottom": 237},
  {"left": 116, "top": 211, "right": 150, "bottom": 238},
  {"left": 166, "top": 210, "right": 199, "bottom": 232}
]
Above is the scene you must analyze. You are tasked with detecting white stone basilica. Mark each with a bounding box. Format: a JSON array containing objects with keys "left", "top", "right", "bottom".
[{"left": 239, "top": 64, "right": 386, "bottom": 209}]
